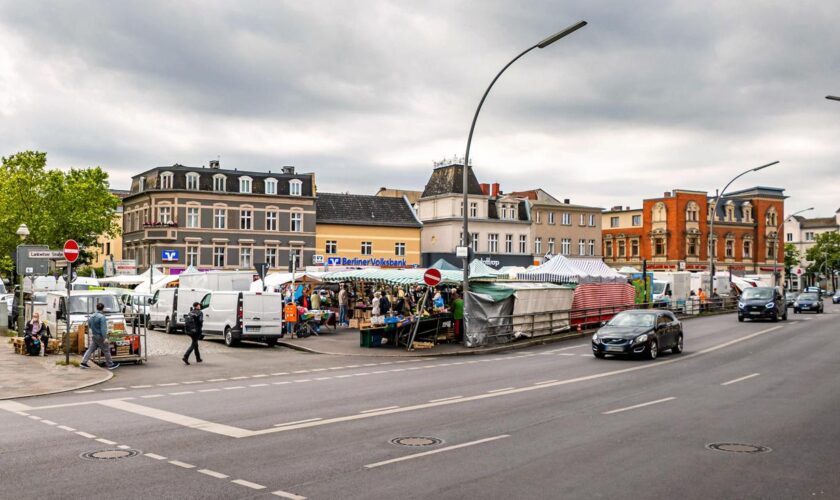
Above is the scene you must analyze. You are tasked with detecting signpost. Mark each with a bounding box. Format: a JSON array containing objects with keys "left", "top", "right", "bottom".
[
  {"left": 63, "top": 240, "right": 79, "bottom": 364},
  {"left": 254, "top": 262, "right": 268, "bottom": 291}
]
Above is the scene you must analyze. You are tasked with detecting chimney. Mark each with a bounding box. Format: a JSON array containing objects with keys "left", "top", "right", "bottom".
[
  {"left": 611, "top": 205, "right": 623, "bottom": 211},
  {"left": 664, "top": 192, "right": 671, "bottom": 198},
  {"left": 480, "top": 183, "right": 490, "bottom": 195},
  {"left": 491, "top": 183, "right": 500, "bottom": 197},
  {"left": 209, "top": 160, "right": 220, "bottom": 169},
  {"left": 564, "top": 198, "right": 570, "bottom": 204}
]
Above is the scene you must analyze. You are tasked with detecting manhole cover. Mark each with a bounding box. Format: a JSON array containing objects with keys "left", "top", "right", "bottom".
[
  {"left": 390, "top": 437, "right": 442, "bottom": 447},
  {"left": 81, "top": 449, "right": 141, "bottom": 460},
  {"left": 706, "top": 443, "right": 772, "bottom": 454}
]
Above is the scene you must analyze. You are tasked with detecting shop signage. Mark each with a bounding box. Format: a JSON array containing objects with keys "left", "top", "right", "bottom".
[
  {"left": 161, "top": 249, "right": 179, "bottom": 262},
  {"left": 312, "top": 254, "right": 324, "bottom": 264},
  {"left": 114, "top": 260, "right": 137, "bottom": 275},
  {"left": 478, "top": 257, "right": 500, "bottom": 267},
  {"left": 326, "top": 257, "right": 407, "bottom": 267},
  {"left": 455, "top": 246, "right": 468, "bottom": 258}
]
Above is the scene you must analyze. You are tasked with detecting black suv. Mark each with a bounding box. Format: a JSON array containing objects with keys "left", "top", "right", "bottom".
[{"left": 738, "top": 286, "right": 786, "bottom": 322}]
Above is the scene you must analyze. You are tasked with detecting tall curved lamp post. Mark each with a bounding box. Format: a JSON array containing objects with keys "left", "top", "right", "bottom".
[
  {"left": 707, "top": 161, "right": 778, "bottom": 297},
  {"left": 15, "top": 223, "right": 30, "bottom": 336},
  {"left": 774, "top": 207, "right": 813, "bottom": 288},
  {"left": 461, "top": 20, "right": 587, "bottom": 295},
  {"left": 826, "top": 95, "right": 840, "bottom": 101}
]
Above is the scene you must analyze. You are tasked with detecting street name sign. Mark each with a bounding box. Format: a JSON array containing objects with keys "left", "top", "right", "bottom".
[{"left": 28, "top": 250, "right": 65, "bottom": 259}]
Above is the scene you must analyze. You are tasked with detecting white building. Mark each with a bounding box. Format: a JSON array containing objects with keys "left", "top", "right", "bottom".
[{"left": 784, "top": 209, "right": 840, "bottom": 290}]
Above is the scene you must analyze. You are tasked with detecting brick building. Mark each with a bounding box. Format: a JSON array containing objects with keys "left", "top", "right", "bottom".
[{"left": 602, "top": 187, "right": 786, "bottom": 275}]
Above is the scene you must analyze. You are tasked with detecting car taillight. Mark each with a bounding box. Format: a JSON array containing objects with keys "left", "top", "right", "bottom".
[{"left": 238, "top": 304, "right": 243, "bottom": 319}]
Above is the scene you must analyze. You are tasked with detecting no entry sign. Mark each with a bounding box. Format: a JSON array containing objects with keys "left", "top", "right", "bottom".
[
  {"left": 63, "top": 239, "right": 80, "bottom": 263},
  {"left": 423, "top": 268, "right": 442, "bottom": 287}
]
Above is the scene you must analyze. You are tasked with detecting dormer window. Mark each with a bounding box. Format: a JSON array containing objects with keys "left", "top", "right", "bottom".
[
  {"left": 265, "top": 178, "right": 277, "bottom": 195},
  {"left": 742, "top": 202, "right": 753, "bottom": 223},
  {"left": 160, "top": 172, "right": 174, "bottom": 190},
  {"left": 138, "top": 177, "right": 146, "bottom": 192},
  {"left": 213, "top": 174, "right": 226, "bottom": 192},
  {"left": 725, "top": 200, "right": 735, "bottom": 222},
  {"left": 289, "top": 179, "right": 302, "bottom": 196},
  {"left": 239, "top": 176, "right": 252, "bottom": 194},
  {"left": 186, "top": 172, "right": 199, "bottom": 191}
]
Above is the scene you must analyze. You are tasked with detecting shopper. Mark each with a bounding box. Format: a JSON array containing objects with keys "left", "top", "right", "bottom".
[
  {"left": 80, "top": 303, "right": 119, "bottom": 370},
  {"left": 372, "top": 291, "right": 381, "bottom": 316},
  {"left": 182, "top": 302, "right": 204, "bottom": 365},
  {"left": 24, "top": 312, "right": 51, "bottom": 356},
  {"left": 697, "top": 288, "right": 707, "bottom": 312},
  {"left": 452, "top": 292, "right": 464, "bottom": 341},
  {"left": 310, "top": 289, "right": 321, "bottom": 310},
  {"left": 338, "top": 285, "right": 349, "bottom": 326}
]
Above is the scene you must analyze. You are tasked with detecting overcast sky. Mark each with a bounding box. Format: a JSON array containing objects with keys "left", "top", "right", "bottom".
[{"left": 1, "top": 0, "right": 838, "bottom": 217}]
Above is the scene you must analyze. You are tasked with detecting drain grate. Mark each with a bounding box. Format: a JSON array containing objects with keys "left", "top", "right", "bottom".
[
  {"left": 390, "top": 437, "right": 442, "bottom": 447},
  {"left": 706, "top": 443, "right": 771, "bottom": 454},
  {"left": 81, "top": 449, "right": 141, "bottom": 461}
]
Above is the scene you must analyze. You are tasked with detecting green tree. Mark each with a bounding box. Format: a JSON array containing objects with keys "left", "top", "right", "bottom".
[
  {"left": 0, "top": 151, "right": 120, "bottom": 268},
  {"left": 805, "top": 232, "right": 840, "bottom": 290},
  {"left": 784, "top": 243, "right": 800, "bottom": 276}
]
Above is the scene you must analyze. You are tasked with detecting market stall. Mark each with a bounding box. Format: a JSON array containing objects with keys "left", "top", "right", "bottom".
[{"left": 79, "top": 318, "right": 146, "bottom": 365}]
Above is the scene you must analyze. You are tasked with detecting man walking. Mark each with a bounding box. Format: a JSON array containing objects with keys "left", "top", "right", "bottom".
[
  {"left": 80, "top": 303, "right": 119, "bottom": 370},
  {"left": 338, "top": 285, "right": 348, "bottom": 327},
  {"left": 182, "top": 302, "right": 204, "bottom": 365}
]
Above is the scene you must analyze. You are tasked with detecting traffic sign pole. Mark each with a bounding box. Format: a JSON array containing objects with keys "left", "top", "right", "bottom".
[{"left": 65, "top": 261, "right": 71, "bottom": 365}]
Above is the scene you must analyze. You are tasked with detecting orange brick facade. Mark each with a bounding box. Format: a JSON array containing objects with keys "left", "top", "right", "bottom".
[{"left": 603, "top": 188, "right": 785, "bottom": 274}]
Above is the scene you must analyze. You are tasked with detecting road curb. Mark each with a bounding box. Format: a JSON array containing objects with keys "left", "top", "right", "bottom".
[{"left": 0, "top": 364, "right": 113, "bottom": 401}]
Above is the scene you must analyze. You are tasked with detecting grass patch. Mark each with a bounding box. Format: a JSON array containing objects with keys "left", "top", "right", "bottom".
[{"left": 55, "top": 359, "right": 80, "bottom": 367}]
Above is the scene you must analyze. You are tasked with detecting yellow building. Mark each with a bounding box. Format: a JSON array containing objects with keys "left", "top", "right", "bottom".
[
  {"left": 316, "top": 193, "right": 422, "bottom": 267},
  {"left": 88, "top": 189, "right": 130, "bottom": 270}
]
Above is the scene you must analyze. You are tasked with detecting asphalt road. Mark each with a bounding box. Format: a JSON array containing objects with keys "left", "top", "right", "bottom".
[{"left": 1, "top": 304, "right": 839, "bottom": 499}]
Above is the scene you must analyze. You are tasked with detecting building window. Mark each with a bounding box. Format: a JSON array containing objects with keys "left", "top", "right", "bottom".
[
  {"left": 500, "top": 205, "right": 507, "bottom": 220},
  {"left": 548, "top": 212, "right": 555, "bottom": 225},
  {"left": 685, "top": 201, "right": 699, "bottom": 222},
  {"left": 519, "top": 235, "right": 527, "bottom": 254},
  {"left": 652, "top": 202, "right": 667, "bottom": 222},
  {"left": 535, "top": 237, "right": 542, "bottom": 256},
  {"left": 187, "top": 245, "right": 199, "bottom": 267},
  {"left": 213, "top": 174, "right": 226, "bottom": 192},
  {"left": 579, "top": 239, "right": 586, "bottom": 256},
  {"left": 290, "top": 248, "right": 303, "bottom": 269},
  {"left": 266, "top": 248, "right": 278, "bottom": 268},
  {"left": 632, "top": 215, "right": 641, "bottom": 226},
  {"left": 743, "top": 240, "right": 752, "bottom": 258},
  {"left": 805, "top": 231, "right": 815, "bottom": 241},
  {"left": 589, "top": 239, "right": 596, "bottom": 256},
  {"left": 460, "top": 202, "right": 464, "bottom": 217},
  {"left": 186, "top": 207, "right": 199, "bottom": 228},
  {"left": 725, "top": 239, "right": 734, "bottom": 258},
  {"left": 548, "top": 237, "right": 556, "bottom": 255},
  {"left": 240, "top": 247, "right": 252, "bottom": 268},
  {"left": 654, "top": 238, "right": 665, "bottom": 256},
  {"left": 605, "top": 240, "right": 613, "bottom": 257},
  {"left": 766, "top": 242, "right": 776, "bottom": 259},
  {"left": 213, "top": 208, "right": 226, "bottom": 229},
  {"left": 617, "top": 240, "right": 626, "bottom": 257},
  {"left": 290, "top": 212, "right": 303, "bottom": 232},
  {"left": 265, "top": 178, "right": 277, "bottom": 195},
  {"left": 158, "top": 206, "right": 172, "bottom": 224},
  {"left": 743, "top": 203, "right": 753, "bottom": 223},
  {"left": 240, "top": 209, "right": 252, "bottom": 230},
  {"left": 325, "top": 240, "right": 337, "bottom": 254},
  {"left": 470, "top": 202, "right": 478, "bottom": 218},
  {"left": 160, "top": 172, "right": 173, "bottom": 190},
  {"left": 610, "top": 216, "right": 619, "bottom": 228},
  {"left": 505, "top": 234, "right": 513, "bottom": 253},
  {"left": 562, "top": 212, "right": 571, "bottom": 225},
  {"left": 561, "top": 238, "right": 571, "bottom": 255},
  {"left": 266, "top": 211, "right": 278, "bottom": 231},
  {"left": 589, "top": 214, "right": 596, "bottom": 226},
  {"left": 765, "top": 207, "right": 778, "bottom": 227},
  {"left": 488, "top": 234, "right": 499, "bottom": 253},
  {"left": 395, "top": 242, "right": 406, "bottom": 256},
  {"left": 471, "top": 233, "right": 479, "bottom": 253},
  {"left": 579, "top": 213, "right": 585, "bottom": 226},
  {"left": 361, "top": 241, "right": 372, "bottom": 255},
  {"left": 213, "top": 246, "right": 225, "bottom": 267},
  {"left": 535, "top": 211, "right": 541, "bottom": 224},
  {"left": 138, "top": 177, "right": 146, "bottom": 192},
  {"left": 186, "top": 173, "right": 199, "bottom": 191},
  {"left": 630, "top": 239, "right": 639, "bottom": 257},
  {"left": 239, "top": 176, "right": 252, "bottom": 194},
  {"left": 289, "top": 179, "right": 302, "bottom": 196},
  {"left": 687, "top": 237, "right": 698, "bottom": 256},
  {"left": 786, "top": 232, "right": 792, "bottom": 242}
]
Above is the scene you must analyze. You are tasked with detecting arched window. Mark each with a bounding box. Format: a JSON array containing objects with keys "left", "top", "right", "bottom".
[
  {"left": 159, "top": 171, "right": 174, "bottom": 190},
  {"left": 725, "top": 200, "right": 735, "bottom": 222},
  {"left": 289, "top": 179, "right": 303, "bottom": 197},
  {"left": 685, "top": 201, "right": 699, "bottom": 222},
  {"left": 652, "top": 202, "right": 667, "bottom": 222},
  {"left": 264, "top": 178, "right": 277, "bottom": 195},
  {"left": 239, "top": 176, "right": 252, "bottom": 194},
  {"left": 186, "top": 172, "right": 200, "bottom": 191},
  {"left": 765, "top": 207, "right": 778, "bottom": 227},
  {"left": 741, "top": 201, "right": 752, "bottom": 223},
  {"left": 213, "top": 174, "right": 227, "bottom": 192}
]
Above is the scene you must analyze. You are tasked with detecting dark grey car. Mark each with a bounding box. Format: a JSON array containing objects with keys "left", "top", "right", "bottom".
[{"left": 592, "top": 310, "right": 683, "bottom": 360}]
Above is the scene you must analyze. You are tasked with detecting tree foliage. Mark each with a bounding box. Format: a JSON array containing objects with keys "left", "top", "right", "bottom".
[
  {"left": 805, "top": 232, "right": 840, "bottom": 278},
  {"left": 784, "top": 243, "right": 800, "bottom": 272},
  {"left": 0, "top": 151, "right": 120, "bottom": 270}
]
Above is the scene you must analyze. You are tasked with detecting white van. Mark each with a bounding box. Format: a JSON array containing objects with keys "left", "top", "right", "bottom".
[
  {"left": 148, "top": 288, "right": 179, "bottom": 333},
  {"left": 173, "top": 288, "right": 211, "bottom": 330},
  {"left": 44, "top": 290, "right": 126, "bottom": 335},
  {"left": 200, "top": 291, "right": 283, "bottom": 347}
]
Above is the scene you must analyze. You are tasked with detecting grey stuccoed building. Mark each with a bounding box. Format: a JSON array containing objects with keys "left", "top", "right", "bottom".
[{"left": 122, "top": 160, "right": 316, "bottom": 274}]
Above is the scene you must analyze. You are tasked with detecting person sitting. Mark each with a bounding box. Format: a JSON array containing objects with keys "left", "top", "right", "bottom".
[{"left": 24, "top": 312, "right": 51, "bottom": 356}]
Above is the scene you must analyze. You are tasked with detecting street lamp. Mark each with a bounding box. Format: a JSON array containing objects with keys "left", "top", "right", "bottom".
[
  {"left": 461, "top": 20, "right": 587, "bottom": 295},
  {"left": 774, "top": 207, "right": 813, "bottom": 289},
  {"left": 15, "top": 224, "right": 30, "bottom": 336},
  {"left": 707, "top": 161, "right": 779, "bottom": 297},
  {"left": 826, "top": 95, "right": 840, "bottom": 101}
]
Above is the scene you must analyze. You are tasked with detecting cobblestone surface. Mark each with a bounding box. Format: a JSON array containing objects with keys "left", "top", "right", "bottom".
[{"left": 142, "top": 327, "right": 230, "bottom": 357}]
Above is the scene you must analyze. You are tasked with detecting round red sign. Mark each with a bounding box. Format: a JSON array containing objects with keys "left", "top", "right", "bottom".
[
  {"left": 63, "top": 239, "right": 80, "bottom": 263},
  {"left": 423, "top": 268, "right": 442, "bottom": 287}
]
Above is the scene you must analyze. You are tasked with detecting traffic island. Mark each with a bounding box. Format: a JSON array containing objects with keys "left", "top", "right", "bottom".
[{"left": 0, "top": 342, "right": 112, "bottom": 400}]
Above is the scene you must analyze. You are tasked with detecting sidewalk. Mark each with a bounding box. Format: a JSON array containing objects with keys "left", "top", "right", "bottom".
[
  {"left": 0, "top": 340, "right": 112, "bottom": 400},
  {"left": 278, "top": 325, "right": 587, "bottom": 357}
]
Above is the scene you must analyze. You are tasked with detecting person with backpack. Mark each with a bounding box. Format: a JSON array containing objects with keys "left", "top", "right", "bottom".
[
  {"left": 182, "top": 302, "right": 204, "bottom": 365},
  {"left": 80, "top": 303, "right": 119, "bottom": 370}
]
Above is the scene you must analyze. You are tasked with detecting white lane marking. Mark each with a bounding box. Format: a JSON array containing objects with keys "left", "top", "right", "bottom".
[
  {"left": 429, "top": 396, "right": 463, "bottom": 403},
  {"left": 76, "top": 431, "right": 96, "bottom": 438},
  {"left": 274, "top": 418, "right": 323, "bottom": 427},
  {"left": 198, "top": 388, "right": 221, "bottom": 393},
  {"left": 294, "top": 379, "right": 312, "bottom": 383},
  {"left": 98, "top": 400, "right": 252, "bottom": 438},
  {"left": 391, "top": 369, "right": 405, "bottom": 372},
  {"left": 362, "top": 363, "right": 377, "bottom": 367},
  {"left": 130, "top": 385, "right": 153, "bottom": 389},
  {"left": 157, "top": 383, "right": 179, "bottom": 387},
  {"left": 169, "top": 460, "right": 195, "bottom": 469},
  {"left": 365, "top": 435, "right": 510, "bottom": 469},
  {"left": 721, "top": 373, "right": 760, "bottom": 386},
  {"left": 252, "top": 326, "right": 785, "bottom": 437},
  {"left": 487, "top": 387, "right": 514, "bottom": 393},
  {"left": 170, "top": 391, "right": 194, "bottom": 396},
  {"left": 208, "top": 378, "right": 228, "bottom": 382},
  {"left": 144, "top": 453, "right": 167, "bottom": 460},
  {"left": 249, "top": 383, "right": 268, "bottom": 388},
  {"left": 198, "top": 469, "right": 229, "bottom": 479},
  {"left": 534, "top": 380, "right": 559, "bottom": 385},
  {"left": 558, "top": 353, "right": 577, "bottom": 356},
  {"left": 96, "top": 438, "right": 117, "bottom": 445},
  {"left": 310, "top": 368, "right": 328, "bottom": 372},
  {"left": 379, "top": 362, "right": 393, "bottom": 365},
  {"left": 292, "top": 370, "right": 310, "bottom": 374},
  {"left": 224, "top": 386, "right": 246, "bottom": 390},
  {"left": 336, "top": 374, "right": 352, "bottom": 378},
  {"left": 603, "top": 397, "right": 677, "bottom": 415},
  {"left": 314, "top": 377, "right": 332, "bottom": 381},
  {"left": 57, "top": 425, "right": 76, "bottom": 431},
  {"left": 251, "top": 374, "right": 268, "bottom": 378},
  {"left": 75, "top": 389, "right": 95, "bottom": 394},
  {"left": 40, "top": 419, "right": 57, "bottom": 425},
  {"left": 271, "top": 372, "right": 288, "bottom": 376},
  {"left": 28, "top": 415, "right": 42, "bottom": 420},
  {"left": 361, "top": 406, "right": 400, "bottom": 413},
  {"left": 230, "top": 376, "right": 249, "bottom": 380},
  {"left": 272, "top": 489, "right": 307, "bottom": 499},
  {"left": 141, "top": 394, "right": 164, "bottom": 399},
  {"left": 328, "top": 367, "right": 344, "bottom": 371},
  {"left": 578, "top": 354, "right": 590, "bottom": 357},
  {"left": 231, "top": 479, "right": 266, "bottom": 490},
  {"left": 345, "top": 365, "right": 360, "bottom": 368},
  {"left": 102, "top": 387, "right": 126, "bottom": 392},
  {"left": 273, "top": 381, "right": 291, "bottom": 385},
  {"left": 183, "top": 380, "right": 204, "bottom": 385},
  {"left": 118, "top": 445, "right": 131, "bottom": 450},
  {"left": 355, "top": 372, "right": 371, "bottom": 376},
  {"left": 372, "top": 370, "right": 388, "bottom": 374}
]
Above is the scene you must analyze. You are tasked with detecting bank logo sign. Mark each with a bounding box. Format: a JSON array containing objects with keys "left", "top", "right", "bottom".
[
  {"left": 162, "top": 249, "right": 180, "bottom": 262},
  {"left": 326, "top": 256, "right": 407, "bottom": 267}
]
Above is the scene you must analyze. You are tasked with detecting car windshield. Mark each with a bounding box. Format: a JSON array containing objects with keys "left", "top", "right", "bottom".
[
  {"left": 68, "top": 295, "right": 120, "bottom": 315},
  {"left": 652, "top": 282, "right": 666, "bottom": 294},
  {"left": 607, "top": 312, "right": 656, "bottom": 327},
  {"left": 741, "top": 288, "right": 773, "bottom": 300},
  {"left": 32, "top": 292, "right": 48, "bottom": 304},
  {"left": 798, "top": 293, "right": 818, "bottom": 301}
]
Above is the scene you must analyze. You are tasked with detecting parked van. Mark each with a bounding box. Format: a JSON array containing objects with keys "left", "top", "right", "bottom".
[
  {"left": 178, "top": 271, "right": 255, "bottom": 292},
  {"left": 43, "top": 290, "right": 126, "bottom": 335},
  {"left": 652, "top": 272, "right": 691, "bottom": 309},
  {"left": 148, "top": 288, "right": 178, "bottom": 333},
  {"left": 173, "top": 288, "right": 211, "bottom": 330},
  {"left": 200, "top": 291, "right": 283, "bottom": 347}
]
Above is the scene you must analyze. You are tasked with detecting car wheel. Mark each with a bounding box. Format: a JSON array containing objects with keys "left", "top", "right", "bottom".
[
  {"left": 646, "top": 340, "right": 658, "bottom": 360},
  {"left": 738, "top": 315, "right": 744, "bottom": 322},
  {"left": 672, "top": 334, "right": 683, "bottom": 354},
  {"left": 265, "top": 338, "right": 278, "bottom": 348},
  {"left": 224, "top": 327, "right": 239, "bottom": 347},
  {"left": 594, "top": 352, "right": 605, "bottom": 359},
  {"left": 164, "top": 317, "right": 173, "bottom": 334}
]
